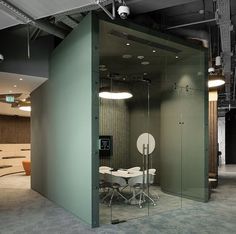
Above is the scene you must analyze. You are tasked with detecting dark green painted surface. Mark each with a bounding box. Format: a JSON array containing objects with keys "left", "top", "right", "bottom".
[{"left": 31, "top": 13, "right": 99, "bottom": 226}]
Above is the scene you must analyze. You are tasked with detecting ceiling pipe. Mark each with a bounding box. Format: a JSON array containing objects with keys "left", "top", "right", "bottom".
[
  {"left": 216, "top": 0, "right": 232, "bottom": 101},
  {"left": 167, "top": 18, "right": 216, "bottom": 30},
  {"left": 0, "top": 0, "right": 68, "bottom": 39},
  {"left": 169, "top": 28, "right": 209, "bottom": 48},
  {"left": 167, "top": 6, "right": 220, "bottom": 30}
]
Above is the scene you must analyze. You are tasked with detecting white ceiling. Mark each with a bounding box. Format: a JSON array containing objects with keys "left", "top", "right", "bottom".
[
  {"left": 0, "top": 9, "right": 19, "bottom": 29},
  {"left": 0, "top": 72, "right": 47, "bottom": 116},
  {"left": 0, "top": 0, "right": 97, "bottom": 30},
  {"left": 7, "top": 0, "right": 95, "bottom": 18}
]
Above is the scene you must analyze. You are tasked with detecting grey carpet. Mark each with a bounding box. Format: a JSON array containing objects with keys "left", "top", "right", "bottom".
[{"left": 0, "top": 166, "right": 236, "bottom": 234}]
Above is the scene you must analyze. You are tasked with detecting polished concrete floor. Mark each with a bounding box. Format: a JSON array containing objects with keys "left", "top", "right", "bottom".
[{"left": 0, "top": 165, "right": 236, "bottom": 233}]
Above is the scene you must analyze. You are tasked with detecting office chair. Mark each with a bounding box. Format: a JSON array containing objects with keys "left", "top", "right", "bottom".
[
  {"left": 128, "top": 169, "right": 158, "bottom": 208},
  {"left": 102, "top": 174, "right": 128, "bottom": 207}
]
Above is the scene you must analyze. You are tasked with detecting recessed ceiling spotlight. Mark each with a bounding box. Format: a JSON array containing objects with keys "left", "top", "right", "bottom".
[
  {"left": 137, "top": 56, "right": 144, "bottom": 59},
  {"left": 9, "top": 90, "right": 12, "bottom": 93},
  {"left": 126, "top": 42, "right": 130, "bottom": 46},
  {"left": 122, "top": 54, "right": 132, "bottom": 59},
  {"left": 152, "top": 50, "right": 156, "bottom": 53},
  {"left": 141, "top": 61, "right": 150, "bottom": 65},
  {"left": 144, "top": 72, "right": 148, "bottom": 76},
  {"left": 13, "top": 85, "right": 17, "bottom": 88},
  {"left": 19, "top": 78, "right": 23, "bottom": 81},
  {"left": 175, "top": 55, "right": 179, "bottom": 59}
]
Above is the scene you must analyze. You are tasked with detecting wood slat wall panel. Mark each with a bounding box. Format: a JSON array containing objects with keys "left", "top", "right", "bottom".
[
  {"left": 0, "top": 143, "right": 31, "bottom": 176},
  {"left": 208, "top": 101, "right": 218, "bottom": 176},
  {"left": 99, "top": 99, "right": 130, "bottom": 170},
  {"left": 0, "top": 115, "right": 30, "bottom": 143}
]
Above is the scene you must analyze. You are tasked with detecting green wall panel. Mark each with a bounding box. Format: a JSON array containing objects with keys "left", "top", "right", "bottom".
[{"left": 31, "top": 13, "right": 99, "bottom": 226}]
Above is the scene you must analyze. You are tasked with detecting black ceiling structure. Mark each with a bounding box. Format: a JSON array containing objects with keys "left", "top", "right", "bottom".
[{"left": 0, "top": 0, "right": 236, "bottom": 116}]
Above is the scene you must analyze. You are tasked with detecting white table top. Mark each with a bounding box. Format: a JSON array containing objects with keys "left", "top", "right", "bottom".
[{"left": 99, "top": 169, "right": 154, "bottom": 178}]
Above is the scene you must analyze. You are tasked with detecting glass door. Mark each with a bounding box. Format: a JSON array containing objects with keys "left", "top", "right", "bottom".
[{"left": 109, "top": 79, "right": 150, "bottom": 223}]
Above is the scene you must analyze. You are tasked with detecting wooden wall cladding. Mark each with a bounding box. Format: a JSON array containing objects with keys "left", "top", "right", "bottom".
[
  {"left": 208, "top": 101, "right": 218, "bottom": 177},
  {"left": 0, "top": 144, "right": 31, "bottom": 176},
  {"left": 0, "top": 115, "right": 30, "bottom": 144},
  {"left": 99, "top": 99, "right": 130, "bottom": 169}
]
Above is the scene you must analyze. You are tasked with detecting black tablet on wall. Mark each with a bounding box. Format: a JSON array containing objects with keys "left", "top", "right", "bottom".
[{"left": 99, "top": 135, "right": 113, "bottom": 157}]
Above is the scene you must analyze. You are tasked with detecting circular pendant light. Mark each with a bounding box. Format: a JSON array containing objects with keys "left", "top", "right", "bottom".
[
  {"left": 208, "top": 74, "right": 225, "bottom": 88},
  {"left": 19, "top": 106, "right": 31, "bottom": 112},
  {"left": 99, "top": 87, "right": 133, "bottom": 100}
]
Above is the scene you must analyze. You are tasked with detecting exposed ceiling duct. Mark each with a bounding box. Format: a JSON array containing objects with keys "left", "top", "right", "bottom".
[
  {"left": 216, "top": 0, "right": 232, "bottom": 101},
  {"left": 169, "top": 28, "right": 209, "bottom": 48}
]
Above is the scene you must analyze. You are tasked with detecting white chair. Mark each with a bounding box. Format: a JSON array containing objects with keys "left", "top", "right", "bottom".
[
  {"left": 102, "top": 174, "right": 128, "bottom": 206},
  {"left": 127, "top": 167, "right": 141, "bottom": 173},
  {"left": 99, "top": 166, "right": 112, "bottom": 198},
  {"left": 99, "top": 166, "right": 112, "bottom": 171},
  {"left": 128, "top": 174, "right": 143, "bottom": 205},
  {"left": 99, "top": 172, "right": 110, "bottom": 196},
  {"left": 128, "top": 169, "right": 158, "bottom": 208},
  {"left": 117, "top": 169, "right": 128, "bottom": 174}
]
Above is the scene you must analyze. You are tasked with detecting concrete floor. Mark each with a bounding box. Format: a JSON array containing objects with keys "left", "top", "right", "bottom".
[
  {"left": 99, "top": 185, "right": 198, "bottom": 225},
  {"left": 0, "top": 165, "right": 236, "bottom": 233}
]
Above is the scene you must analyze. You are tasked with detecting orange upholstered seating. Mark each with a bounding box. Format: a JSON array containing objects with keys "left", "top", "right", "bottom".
[{"left": 22, "top": 160, "right": 31, "bottom": 176}]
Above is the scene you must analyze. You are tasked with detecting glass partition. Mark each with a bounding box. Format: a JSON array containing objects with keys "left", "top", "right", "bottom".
[{"left": 98, "top": 20, "right": 208, "bottom": 225}]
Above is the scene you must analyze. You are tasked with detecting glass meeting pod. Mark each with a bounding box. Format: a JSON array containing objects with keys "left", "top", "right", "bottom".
[{"left": 98, "top": 17, "right": 208, "bottom": 225}]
